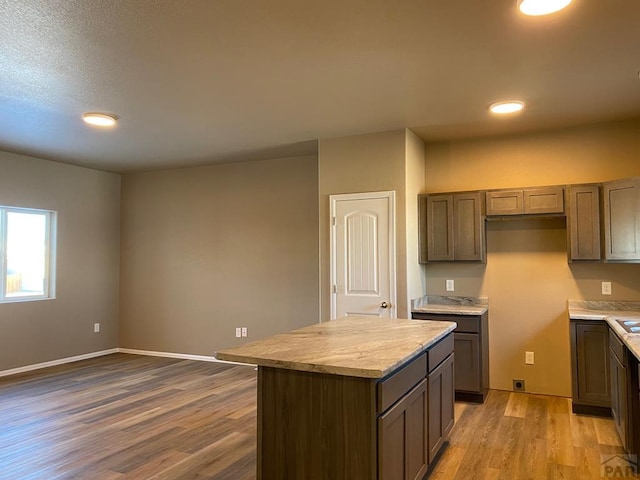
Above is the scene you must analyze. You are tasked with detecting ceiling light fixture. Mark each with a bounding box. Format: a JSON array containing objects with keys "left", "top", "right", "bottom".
[
  {"left": 518, "top": 0, "right": 573, "bottom": 16},
  {"left": 489, "top": 101, "right": 525, "bottom": 115},
  {"left": 82, "top": 112, "right": 118, "bottom": 127}
]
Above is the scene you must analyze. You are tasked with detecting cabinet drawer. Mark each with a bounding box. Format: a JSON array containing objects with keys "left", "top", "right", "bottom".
[
  {"left": 427, "top": 334, "right": 454, "bottom": 374},
  {"left": 377, "top": 353, "right": 427, "bottom": 413},
  {"left": 609, "top": 330, "right": 627, "bottom": 367},
  {"left": 454, "top": 316, "right": 480, "bottom": 333}
]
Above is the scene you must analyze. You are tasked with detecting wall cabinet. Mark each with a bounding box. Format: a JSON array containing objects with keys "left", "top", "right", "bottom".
[
  {"left": 486, "top": 186, "right": 564, "bottom": 216},
  {"left": 412, "top": 311, "right": 489, "bottom": 403},
  {"left": 603, "top": 178, "right": 640, "bottom": 261},
  {"left": 569, "top": 320, "right": 610, "bottom": 415},
  {"left": 419, "top": 192, "right": 485, "bottom": 263},
  {"left": 567, "top": 184, "right": 601, "bottom": 261}
]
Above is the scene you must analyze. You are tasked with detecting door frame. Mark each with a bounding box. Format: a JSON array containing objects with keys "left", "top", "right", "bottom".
[{"left": 329, "top": 191, "right": 397, "bottom": 320}]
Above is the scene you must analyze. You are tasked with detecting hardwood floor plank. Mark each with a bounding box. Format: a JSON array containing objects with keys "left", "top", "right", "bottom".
[{"left": 0, "top": 355, "right": 628, "bottom": 479}]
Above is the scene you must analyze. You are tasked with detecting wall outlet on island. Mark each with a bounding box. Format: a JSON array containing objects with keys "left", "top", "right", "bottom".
[
  {"left": 446, "top": 279, "right": 455, "bottom": 292},
  {"left": 602, "top": 281, "right": 612, "bottom": 295}
]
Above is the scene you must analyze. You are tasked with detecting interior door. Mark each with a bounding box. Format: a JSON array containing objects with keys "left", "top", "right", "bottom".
[{"left": 330, "top": 191, "right": 396, "bottom": 319}]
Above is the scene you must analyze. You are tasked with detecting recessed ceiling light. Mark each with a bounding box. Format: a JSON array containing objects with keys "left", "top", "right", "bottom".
[
  {"left": 82, "top": 112, "right": 118, "bottom": 127},
  {"left": 489, "top": 101, "right": 525, "bottom": 115},
  {"left": 518, "top": 0, "right": 573, "bottom": 16}
]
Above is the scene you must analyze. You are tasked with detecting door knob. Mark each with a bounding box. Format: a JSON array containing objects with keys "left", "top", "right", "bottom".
[{"left": 381, "top": 302, "right": 389, "bottom": 309}]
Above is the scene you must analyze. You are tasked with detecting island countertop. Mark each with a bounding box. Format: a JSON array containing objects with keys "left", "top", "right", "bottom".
[{"left": 215, "top": 317, "right": 456, "bottom": 378}]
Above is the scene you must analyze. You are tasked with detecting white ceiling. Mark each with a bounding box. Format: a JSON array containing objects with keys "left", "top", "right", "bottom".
[{"left": 1, "top": 0, "right": 639, "bottom": 172}]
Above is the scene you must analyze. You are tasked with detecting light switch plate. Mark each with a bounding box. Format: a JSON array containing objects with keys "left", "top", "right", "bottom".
[
  {"left": 446, "top": 279, "right": 455, "bottom": 292},
  {"left": 602, "top": 281, "right": 612, "bottom": 295},
  {"left": 235, "top": 327, "right": 242, "bottom": 338},
  {"left": 525, "top": 351, "right": 534, "bottom": 365}
]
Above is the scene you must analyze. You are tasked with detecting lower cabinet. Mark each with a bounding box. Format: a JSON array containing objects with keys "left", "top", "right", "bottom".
[
  {"left": 427, "top": 353, "right": 455, "bottom": 463},
  {"left": 569, "top": 320, "right": 611, "bottom": 415},
  {"left": 377, "top": 334, "right": 454, "bottom": 480},
  {"left": 610, "top": 346, "right": 628, "bottom": 448},
  {"left": 608, "top": 328, "right": 640, "bottom": 455},
  {"left": 412, "top": 311, "right": 489, "bottom": 403},
  {"left": 378, "top": 379, "right": 428, "bottom": 480}
]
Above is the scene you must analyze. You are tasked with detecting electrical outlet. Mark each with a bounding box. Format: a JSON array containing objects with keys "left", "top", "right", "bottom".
[
  {"left": 602, "top": 281, "right": 612, "bottom": 295},
  {"left": 513, "top": 379, "right": 525, "bottom": 392},
  {"left": 235, "top": 327, "right": 241, "bottom": 338},
  {"left": 525, "top": 351, "right": 534, "bottom": 365},
  {"left": 446, "top": 279, "right": 455, "bottom": 292},
  {"left": 93, "top": 323, "right": 100, "bottom": 333},
  {"left": 241, "top": 327, "right": 248, "bottom": 337}
]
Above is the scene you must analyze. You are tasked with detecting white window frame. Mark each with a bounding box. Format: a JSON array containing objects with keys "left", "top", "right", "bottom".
[{"left": 0, "top": 206, "right": 57, "bottom": 303}]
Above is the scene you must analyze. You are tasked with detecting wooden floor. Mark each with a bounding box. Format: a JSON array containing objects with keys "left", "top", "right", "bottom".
[{"left": 0, "top": 354, "right": 633, "bottom": 479}]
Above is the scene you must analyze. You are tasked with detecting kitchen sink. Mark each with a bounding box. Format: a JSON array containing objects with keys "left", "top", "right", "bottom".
[{"left": 616, "top": 319, "right": 640, "bottom": 333}]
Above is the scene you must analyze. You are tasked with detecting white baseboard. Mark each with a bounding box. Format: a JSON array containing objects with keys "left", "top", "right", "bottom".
[
  {"left": 117, "top": 348, "right": 254, "bottom": 367},
  {"left": 0, "top": 348, "right": 118, "bottom": 378},
  {"left": 0, "top": 347, "right": 253, "bottom": 379}
]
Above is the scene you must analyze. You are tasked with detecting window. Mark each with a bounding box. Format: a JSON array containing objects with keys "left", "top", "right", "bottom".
[{"left": 0, "top": 206, "right": 56, "bottom": 303}]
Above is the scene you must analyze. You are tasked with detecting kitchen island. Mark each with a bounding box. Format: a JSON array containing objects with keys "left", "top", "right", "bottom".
[{"left": 216, "top": 316, "right": 456, "bottom": 480}]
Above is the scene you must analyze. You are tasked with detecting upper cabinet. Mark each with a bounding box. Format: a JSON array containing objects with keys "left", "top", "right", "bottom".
[
  {"left": 603, "top": 178, "right": 640, "bottom": 261},
  {"left": 486, "top": 186, "right": 565, "bottom": 216},
  {"left": 419, "top": 192, "right": 485, "bottom": 263},
  {"left": 567, "top": 184, "right": 601, "bottom": 261}
]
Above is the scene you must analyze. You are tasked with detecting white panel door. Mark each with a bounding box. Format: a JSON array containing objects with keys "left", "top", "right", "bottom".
[{"left": 330, "top": 191, "right": 396, "bottom": 319}]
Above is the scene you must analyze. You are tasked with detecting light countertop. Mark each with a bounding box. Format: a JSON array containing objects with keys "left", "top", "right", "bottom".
[
  {"left": 215, "top": 317, "right": 456, "bottom": 378},
  {"left": 568, "top": 300, "right": 640, "bottom": 362},
  {"left": 411, "top": 295, "right": 489, "bottom": 315}
]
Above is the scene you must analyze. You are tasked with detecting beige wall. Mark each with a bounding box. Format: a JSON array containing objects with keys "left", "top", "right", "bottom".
[
  {"left": 405, "top": 130, "right": 427, "bottom": 309},
  {"left": 119, "top": 155, "right": 319, "bottom": 355},
  {"left": 0, "top": 151, "right": 121, "bottom": 371},
  {"left": 318, "top": 129, "right": 413, "bottom": 320},
  {"left": 423, "top": 118, "right": 640, "bottom": 397}
]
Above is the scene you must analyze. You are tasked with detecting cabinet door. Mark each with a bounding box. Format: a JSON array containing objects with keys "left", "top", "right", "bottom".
[
  {"left": 610, "top": 351, "right": 628, "bottom": 449},
  {"left": 453, "top": 192, "right": 485, "bottom": 262},
  {"left": 426, "top": 194, "right": 454, "bottom": 261},
  {"left": 568, "top": 185, "right": 601, "bottom": 261},
  {"left": 603, "top": 179, "right": 640, "bottom": 261},
  {"left": 427, "top": 354, "right": 454, "bottom": 464},
  {"left": 454, "top": 333, "right": 481, "bottom": 393},
  {"left": 378, "top": 379, "right": 428, "bottom": 480},
  {"left": 574, "top": 322, "right": 610, "bottom": 405},
  {"left": 485, "top": 190, "right": 523, "bottom": 216},
  {"left": 523, "top": 186, "right": 565, "bottom": 214}
]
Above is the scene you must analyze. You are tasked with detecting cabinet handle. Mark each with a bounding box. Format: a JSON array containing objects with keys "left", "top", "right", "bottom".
[{"left": 381, "top": 302, "right": 390, "bottom": 309}]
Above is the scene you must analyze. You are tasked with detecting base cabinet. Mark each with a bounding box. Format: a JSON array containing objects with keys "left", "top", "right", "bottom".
[
  {"left": 412, "top": 311, "right": 489, "bottom": 403},
  {"left": 427, "top": 354, "right": 455, "bottom": 463},
  {"left": 569, "top": 320, "right": 611, "bottom": 415},
  {"left": 258, "top": 333, "right": 455, "bottom": 480},
  {"left": 378, "top": 379, "right": 428, "bottom": 480}
]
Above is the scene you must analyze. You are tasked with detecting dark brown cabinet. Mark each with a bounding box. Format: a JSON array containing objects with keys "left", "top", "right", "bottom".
[
  {"left": 603, "top": 178, "right": 640, "bottom": 261},
  {"left": 419, "top": 192, "right": 485, "bottom": 263},
  {"left": 610, "top": 330, "right": 629, "bottom": 449},
  {"left": 412, "top": 311, "right": 489, "bottom": 403},
  {"left": 378, "top": 379, "right": 428, "bottom": 480},
  {"left": 377, "top": 335, "right": 454, "bottom": 480},
  {"left": 567, "top": 184, "right": 601, "bottom": 261},
  {"left": 427, "top": 353, "right": 454, "bottom": 463},
  {"left": 569, "top": 320, "right": 610, "bottom": 415},
  {"left": 485, "top": 186, "right": 564, "bottom": 216}
]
